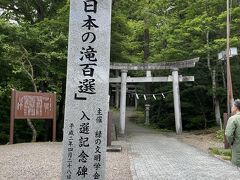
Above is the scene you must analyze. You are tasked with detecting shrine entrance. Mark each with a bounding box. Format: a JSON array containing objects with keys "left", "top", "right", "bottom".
[{"left": 109, "top": 58, "right": 199, "bottom": 135}]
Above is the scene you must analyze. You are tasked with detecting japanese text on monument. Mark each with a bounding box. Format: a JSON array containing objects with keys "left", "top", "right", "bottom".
[
  {"left": 75, "top": 0, "right": 99, "bottom": 101},
  {"left": 61, "top": 0, "right": 111, "bottom": 179}
]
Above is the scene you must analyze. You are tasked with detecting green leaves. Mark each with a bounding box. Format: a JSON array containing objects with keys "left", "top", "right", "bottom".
[
  {"left": 0, "top": 0, "right": 240, "bottom": 140},
  {"left": 0, "top": 1, "right": 70, "bottom": 144},
  {"left": 0, "top": 0, "right": 66, "bottom": 24}
]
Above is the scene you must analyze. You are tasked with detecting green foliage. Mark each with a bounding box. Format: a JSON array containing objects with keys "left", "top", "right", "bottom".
[
  {"left": 0, "top": 1, "right": 69, "bottom": 144},
  {"left": 215, "top": 129, "right": 224, "bottom": 141},
  {"left": 148, "top": 93, "right": 176, "bottom": 130},
  {"left": 111, "top": 12, "right": 131, "bottom": 62},
  {"left": 0, "top": 0, "right": 66, "bottom": 24},
  {"left": 1, "top": 0, "right": 240, "bottom": 143},
  {"left": 128, "top": 111, "right": 145, "bottom": 124},
  {"left": 210, "top": 147, "right": 231, "bottom": 161}
]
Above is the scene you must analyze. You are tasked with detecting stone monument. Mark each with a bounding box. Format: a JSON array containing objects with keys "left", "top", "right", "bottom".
[{"left": 61, "top": 0, "right": 112, "bottom": 179}]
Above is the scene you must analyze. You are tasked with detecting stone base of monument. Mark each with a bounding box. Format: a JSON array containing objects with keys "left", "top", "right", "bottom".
[{"left": 107, "top": 145, "right": 122, "bottom": 152}]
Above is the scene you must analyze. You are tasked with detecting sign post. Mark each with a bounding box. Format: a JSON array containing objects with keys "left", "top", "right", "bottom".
[
  {"left": 9, "top": 89, "right": 57, "bottom": 144},
  {"left": 61, "top": 0, "right": 112, "bottom": 179}
]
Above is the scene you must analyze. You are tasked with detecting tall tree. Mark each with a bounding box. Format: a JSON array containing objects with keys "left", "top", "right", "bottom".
[
  {"left": 0, "top": 0, "right": 66, "bottom": 24},
  {"left": 0, "top": 1, "right": 68, "bottom": 143}
]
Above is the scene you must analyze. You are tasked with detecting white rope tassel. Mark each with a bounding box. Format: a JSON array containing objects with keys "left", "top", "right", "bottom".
[
  {"left": 153, "top": 94, "right": 156, "bottom": 100},
  {"left": 144, "top": 94, "right": 147, "bottom": 101},
  {"left": 162, "top": 93, "right": 165, "bottom": 99},
  {"left": 136, "top": 93, "right": 139, "bottom": 100}
]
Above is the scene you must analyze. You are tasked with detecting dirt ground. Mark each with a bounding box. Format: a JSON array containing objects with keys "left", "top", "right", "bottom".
[
  {"left": 125, "top": 109, "right": 225, "bottom": 154},
  {"left": 176, "top": 130, "right": 224, "bottom": 153}
]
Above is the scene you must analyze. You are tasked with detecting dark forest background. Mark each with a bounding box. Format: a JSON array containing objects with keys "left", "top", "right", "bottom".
[{"left": 1, "top": 0, "right": 240, "bottom": 144}]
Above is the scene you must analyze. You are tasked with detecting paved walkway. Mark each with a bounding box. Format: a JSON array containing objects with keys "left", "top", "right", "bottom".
[{"left": 124, "top": 108, "right": 240, "bottom": 180}]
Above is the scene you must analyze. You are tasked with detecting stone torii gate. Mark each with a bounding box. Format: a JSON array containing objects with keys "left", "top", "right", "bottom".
[{"left": 110, "top": 58, "right": 199, "bottom": 135}]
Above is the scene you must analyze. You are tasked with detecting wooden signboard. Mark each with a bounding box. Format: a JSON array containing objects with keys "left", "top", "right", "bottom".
[{"left": 9, "top": 89, "right": 57, "bottom": 144}]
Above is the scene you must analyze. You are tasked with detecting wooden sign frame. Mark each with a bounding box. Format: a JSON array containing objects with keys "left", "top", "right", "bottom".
[{"left": 9, "top": 89, "right": 57, "bottom": 144}]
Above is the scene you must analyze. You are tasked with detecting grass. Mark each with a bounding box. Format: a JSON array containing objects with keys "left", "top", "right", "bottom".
[
  {"left": 214, "top": 129, "right": 224, "bottom": 141},
  {"left": 128, "top": 111, "right": 145, "bottom": 124},
  {"left": 110, "top": 107, "right": 119, "bottom": 112},
  {"left": 209, "top": 147, "right": 231, "bottom": 161}
]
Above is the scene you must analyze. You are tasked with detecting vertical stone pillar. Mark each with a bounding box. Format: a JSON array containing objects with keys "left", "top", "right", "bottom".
[
  {"left": 61, "top": 0, "right": 112, "bottom": 179},
  {"left": 135, "top": 91, "right": 138, "bottom": 110},
  {"left": 9, "top": 89, "right": 16, "bottom": 144},
  {"left": 145, "top": 104, "right": 150, "bottom": 125},
  {"left": 120, "top": 70, "right": 128, "bottom": 134},
  {"left": 115, "top": 70, "right": 120, "bottom": 109},
  {"left": 172, "top": 69, "right": 182, "bottom": 135},
  {"left": 115, "top": 86, "right": 120, "bottom": 109}
]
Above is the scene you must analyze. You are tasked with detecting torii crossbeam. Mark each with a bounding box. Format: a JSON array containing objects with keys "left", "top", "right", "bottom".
[{"left": 110, "top": 58, "right": 199, "bottom": 135}]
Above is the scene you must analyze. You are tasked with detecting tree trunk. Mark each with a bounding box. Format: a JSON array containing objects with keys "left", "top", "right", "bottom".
[
  {"left": 215, "top": 99, "right": 222, "bottom": 129},
  {"left": 57, "top": 79, "right": 66, "bottom": 140},
  {"left": 206, "top": 31, "right": 211, "bottom": 71},
  {"left": 39, "top": 81, "right": 51, "bottom": 141},
  {"left": 28, "top": 75, "right": 38, "bottom": 142},
  {"left": 144, "top": 27, "right": 150, "bottom": 62},
  {"left": 27, "top": 118, "right": 37, "bottom": 142},
  {"left": 34, "top": 0, "right": 46, "bottom": 21},
  {"left": 221, "top": 62, "right": 227, "bottom": 89},
  {"left": 206, "top": 31, "right": 221, "bottom": 127},
  {"left": 21, "top": 47, "right": 38, "bottom": 142},
  {"left": 212, "top": 69, "right": 221, "bottom": 127},
  {"left": 144, "top": 17, "right": 150, "bottom": 98}
]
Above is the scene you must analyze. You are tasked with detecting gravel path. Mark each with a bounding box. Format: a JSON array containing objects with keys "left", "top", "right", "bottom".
[
  {"left": 0, "top": 140, "right": 132, "bottom": 180},
  {"left": 106, "top": 140, "right": 132, "bottom": 180},
  {"left": 0, "top": 142, "right": 62, "bottom": 180},
  {"left": 0, "top": 109, "right": 132, "bottom": 180}
]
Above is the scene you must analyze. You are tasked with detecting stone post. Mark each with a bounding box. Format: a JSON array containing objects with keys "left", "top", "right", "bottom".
[
  {"left": 120, "top": 70, "right": 128, "bottom": 134},
  {"left": 135, "top": 96, "right": 138, "bottom": 110},
  {"left": 115, "top": 70, "right": 120, "bottom": 109},
  {"left": 172, "top": 69, "right": 182, "bottom": 135},
  {"left": 145, "top": 104, "right": 150, "bottom": 125},
  {"left": 115, "top": 86, "right": 120, "bottom": 109}
]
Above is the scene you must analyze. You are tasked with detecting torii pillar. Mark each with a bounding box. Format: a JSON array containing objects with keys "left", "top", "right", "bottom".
[
  {"left": 135, "top": 87, "right": 138, "bottom": 110},
  {"left": 120, "top": 70, "right": 128, "bottom": 134},
  {"left": 172, "top": 69, "right": 182, "bottom": 135},
  {"left": 110, "top": 58, "right": 199, "bottom": 135},
  {"left": 115, "top": 86, "right": 120, "bottom": 108},
  {"left": 115, "top": 70, "right": 120, "bottom": 108}
]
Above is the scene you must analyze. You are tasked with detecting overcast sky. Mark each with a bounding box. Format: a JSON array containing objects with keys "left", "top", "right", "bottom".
[{"left": 0, "top": 8, "right": 3, "bottom": 15}]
